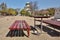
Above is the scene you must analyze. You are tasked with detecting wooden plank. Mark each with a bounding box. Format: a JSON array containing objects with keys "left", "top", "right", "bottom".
[
  {"left": 9, "top": 20, "right": 30, "bottom": 30},
  {"left": 9, "top": 21, "right": 17, "bottom": 30},
  {"left": 24, "top": 20, "right": 30, "bottom": 29},
  {"left": 43, "top": 20, "right": 60, "bottom": 27}
]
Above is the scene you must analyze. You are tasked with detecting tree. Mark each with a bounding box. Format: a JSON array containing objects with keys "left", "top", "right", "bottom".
[
  {"left": 20, "top": 9, "right": 30, "bottom": 16},
  {"left": 0, "top": 2, "right": 7, "bottom": 15},
  {"left": 20, "top": 9, "right": 26, "bottom": 16},
  {"left": 47, "top": 8, "right": 55, "bottom": 16},
  {"left": 7, "top": 8, "right": 17, "bottom": 16},
  {"left": 0, "top": 2, "right": 7, "bottom": 10},
  {"left": 30, "top": 1, "right": 38, "bottom": 16}
]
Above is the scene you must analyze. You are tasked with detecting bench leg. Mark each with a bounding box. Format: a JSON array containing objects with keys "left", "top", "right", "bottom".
[
  {"left": 10, "top": 30, "right": 13, "bottom": 37},
  {"left": 17, "top": 30, "right": 19, "bottom": 36},
  {"left": 40, "top": 18, "right": 43, "bottom": 34},
  {"left": 27, "top": 29, "right": 30, "bottom": 37},
  {"left": 10, "top": 30, "right": 15, "bottom": 37}
]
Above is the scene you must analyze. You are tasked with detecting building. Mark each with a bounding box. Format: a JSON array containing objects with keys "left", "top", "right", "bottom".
[
  {"left": 24, "top": 1, "right": 38, "bottom": 16},
  {"left": 24, "top": 2, "right": 32, "bottom": 15},
  {"left": 54, "top": 8, "right": 60, "bottom": 19},
  {"left": 25, "top": 2, "right": 31, "bottom": 11}
]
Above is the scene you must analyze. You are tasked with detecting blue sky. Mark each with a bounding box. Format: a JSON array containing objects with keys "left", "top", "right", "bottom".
[{"left": 0, "top": 0, "right": 60, "bottom": 10}]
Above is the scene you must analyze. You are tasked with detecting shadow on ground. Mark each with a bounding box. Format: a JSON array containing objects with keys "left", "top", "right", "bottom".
[
  {"left": 6, "top": 25, "right": 60, "bottom": 37},
  {"left": 6, "top": 26, "right": 38, "bottom": 37},
  {"left": 48, "top": 25, "right": 60, "bottom": 30},
  {"left": 6, "top": 30, "right": 28, "bottom": 37},
  {"left": 30, "top": 26, "right": 40, "bottom": 35},
  {"left": 35, "top": 25, "right": 60, "bottom": 37}
]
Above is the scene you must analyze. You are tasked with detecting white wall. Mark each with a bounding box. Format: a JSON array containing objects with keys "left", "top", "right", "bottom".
[{"left": 54, "top": 8, "right": 60, "bottom": 19}]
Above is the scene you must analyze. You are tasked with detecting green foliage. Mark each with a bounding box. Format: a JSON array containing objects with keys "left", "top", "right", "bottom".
[
  {"left": 39, "top": 8, "right": 55, "bottom": 16},
  {"left": 7, "top": 8, "right": 17, "bottom": 15},
  {"left": 47, "top": 8, "right": 55, "bottom": 16},
  {"left": 39, "top": 13, "right": 46, "bottom": 16},
  {"left": 0, "top": 2, "right": 18, "bottom": 16},
  {"left": 20, "top": 9, "right": 31, "bottom": 16}
]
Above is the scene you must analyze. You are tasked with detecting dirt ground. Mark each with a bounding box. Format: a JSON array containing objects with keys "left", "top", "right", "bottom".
[{"left": 0, "top": 16, "right": 60, "bottom": 40}]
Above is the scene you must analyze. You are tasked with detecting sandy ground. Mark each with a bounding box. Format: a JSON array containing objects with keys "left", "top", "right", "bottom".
[{"left": 0, "top": 16, "right": 60, "bottom": 40}]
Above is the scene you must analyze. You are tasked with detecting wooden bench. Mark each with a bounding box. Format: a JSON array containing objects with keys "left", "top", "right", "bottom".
[
  {"left": 9, "top": 20, "right": 30, "bottom": 37},
  {"left": 43, "top": 20, "right": 60, "bottom": 28}
]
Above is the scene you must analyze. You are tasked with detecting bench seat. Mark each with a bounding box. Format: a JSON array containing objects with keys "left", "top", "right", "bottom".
[
  {"left": 9, "top": 20, "right": 30, "bottom": 37},
  {"left": 9, "top": 20, "right": 30, "bottom": 30},
  {"left": 43, "top": 20, "right": 60, "bottom": 27}
]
